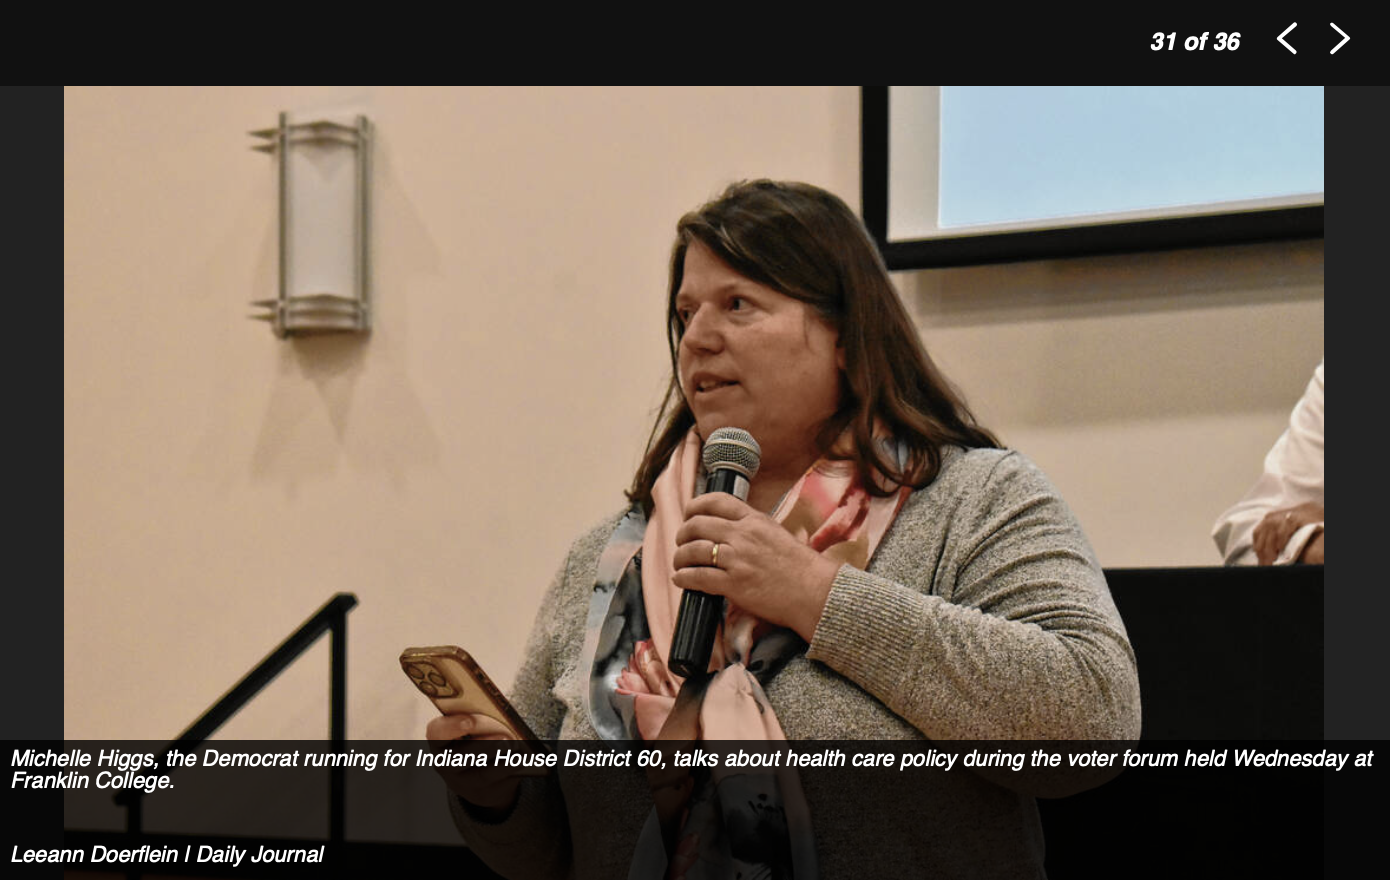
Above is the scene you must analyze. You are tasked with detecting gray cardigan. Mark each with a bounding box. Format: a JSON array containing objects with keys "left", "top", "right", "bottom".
[{"left": 452, "top": 447, "right": 1142, "bottom": 878}]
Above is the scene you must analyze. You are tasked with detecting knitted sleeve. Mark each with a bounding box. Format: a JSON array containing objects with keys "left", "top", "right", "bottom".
[{"left": 807, "top": 450, "right": 1141, "bottom": 743}]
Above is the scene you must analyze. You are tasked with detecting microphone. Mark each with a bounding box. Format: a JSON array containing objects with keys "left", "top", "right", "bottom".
[{"left": 668, "top": 427, "right": 761, "bottom": 679}]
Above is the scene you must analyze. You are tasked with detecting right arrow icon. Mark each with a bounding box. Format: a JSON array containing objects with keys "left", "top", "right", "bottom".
[{"left": 1330, "top": 22, "right": 1350, "bottom": 54}]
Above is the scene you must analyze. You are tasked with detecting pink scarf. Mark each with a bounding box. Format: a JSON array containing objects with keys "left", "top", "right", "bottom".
[{"left": 616, "top": 428, "right": 911, "bottom": 742}]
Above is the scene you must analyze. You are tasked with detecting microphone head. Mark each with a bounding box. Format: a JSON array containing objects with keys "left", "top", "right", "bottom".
[{"left": 702, "top": 427, "right": 761, "bottom": 481}]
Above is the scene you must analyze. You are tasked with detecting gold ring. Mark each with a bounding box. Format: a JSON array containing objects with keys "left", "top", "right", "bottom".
[{"left": 711, "top": 542, "right": 720, "bottom": 568}]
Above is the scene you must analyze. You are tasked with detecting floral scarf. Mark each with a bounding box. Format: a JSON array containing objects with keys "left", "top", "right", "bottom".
[{"left": 581, "top": 428, "right": 910, "bottom": 879}]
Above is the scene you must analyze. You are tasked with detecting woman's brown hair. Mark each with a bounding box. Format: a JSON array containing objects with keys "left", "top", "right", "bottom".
[{"left": 627, "top": 180, "right": 999, "bottom": 512}]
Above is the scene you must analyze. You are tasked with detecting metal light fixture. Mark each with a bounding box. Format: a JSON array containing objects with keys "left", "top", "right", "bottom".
[{"left": 250, "top": 112, "right": 372, "bottom": 337}]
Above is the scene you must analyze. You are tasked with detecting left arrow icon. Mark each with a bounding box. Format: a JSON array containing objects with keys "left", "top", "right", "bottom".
[{"left": 1278, "top": 22, "right": 1297, "bottom": 54}]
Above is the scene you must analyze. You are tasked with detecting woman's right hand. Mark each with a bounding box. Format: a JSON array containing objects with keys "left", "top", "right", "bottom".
[{"left": 425, "top": 713, "right": 545, "bottom": 811}]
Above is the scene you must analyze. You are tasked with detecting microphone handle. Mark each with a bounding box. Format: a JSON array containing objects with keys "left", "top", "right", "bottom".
[
  {"left": 703, "top": 467, "right": 750, "bottom": 499},
  {"left": 669, "top": 590, "right": 725, "bottom": 679},
  {"left": 667, "top": 466, "right": 751, "bottom": 679}
]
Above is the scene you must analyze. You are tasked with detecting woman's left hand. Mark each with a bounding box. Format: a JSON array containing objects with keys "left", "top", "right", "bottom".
[{"left": 672, "top": 493, "right": 841, "bottom": 641}]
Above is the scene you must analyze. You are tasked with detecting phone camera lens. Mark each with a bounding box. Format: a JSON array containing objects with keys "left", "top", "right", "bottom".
[{"left": 427, "top": 671, "right": 446, "bottom": 686}]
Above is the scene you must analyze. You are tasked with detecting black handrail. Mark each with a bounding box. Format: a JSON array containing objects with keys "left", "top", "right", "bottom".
[{"left": 114, "top": 592, "right": 359, "bottom": 845}]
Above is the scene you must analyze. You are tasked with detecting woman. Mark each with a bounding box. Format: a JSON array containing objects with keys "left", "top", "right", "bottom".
[{"left": 429, "top": 180, "right": 1141, "bottom": 878}]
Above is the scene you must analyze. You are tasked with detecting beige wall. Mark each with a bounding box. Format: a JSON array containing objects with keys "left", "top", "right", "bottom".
[{"left": 64, "top": 86, "right": 1322, "bottom": 741}]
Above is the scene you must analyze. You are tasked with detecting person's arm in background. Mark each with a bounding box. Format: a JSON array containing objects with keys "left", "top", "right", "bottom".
[{"left": 1212, "top": 360, "right": 1324, "bottom": 566}]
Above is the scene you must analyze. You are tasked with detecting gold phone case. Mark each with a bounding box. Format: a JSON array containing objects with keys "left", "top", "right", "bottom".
[{"left": 400, "top": 645, "right": 539, "bottom": 742}]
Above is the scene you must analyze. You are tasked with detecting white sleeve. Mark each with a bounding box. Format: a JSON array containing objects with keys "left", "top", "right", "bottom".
[{"left": 1211, "top": 360, "right": 1324, "bottom": 565}]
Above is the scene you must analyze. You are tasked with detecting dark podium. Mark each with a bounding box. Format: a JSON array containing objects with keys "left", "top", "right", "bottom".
[
  {"left": 1105, "top": 563, "right": 1324, "bottom": 740},
  {"left": 1040, "top": 564, "right": 1332, "bottom": 877}
]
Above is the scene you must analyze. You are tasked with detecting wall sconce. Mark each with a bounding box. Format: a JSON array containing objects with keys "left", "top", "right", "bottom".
[{"left": 250, "top": 112, "right": 372, "bottom": 338}]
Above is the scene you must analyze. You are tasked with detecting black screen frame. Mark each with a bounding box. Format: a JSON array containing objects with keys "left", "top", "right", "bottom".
[{"left": 860, "top": 86, "right": 1325, "bottom": 271}]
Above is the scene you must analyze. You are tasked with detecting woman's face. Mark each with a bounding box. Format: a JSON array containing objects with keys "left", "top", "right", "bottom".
[{"left": 675, "top": 240, "right": 844, "bottom": 480}]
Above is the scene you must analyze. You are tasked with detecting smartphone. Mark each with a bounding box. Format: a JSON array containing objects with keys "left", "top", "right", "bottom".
[{"left": 400, "top": 645, "right": 541, "bottom": 743}]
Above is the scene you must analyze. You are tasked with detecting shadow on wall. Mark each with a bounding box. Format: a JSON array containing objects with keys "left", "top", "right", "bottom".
[
  {"left": 896, "top": 239, "right": 1324, "bottom": 426},
  {"left": 249, "top": 334, "right": 441, "bottom": 494},
  {"left": 899, "top": 238, "right": 1323, "bottom": 324}
]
